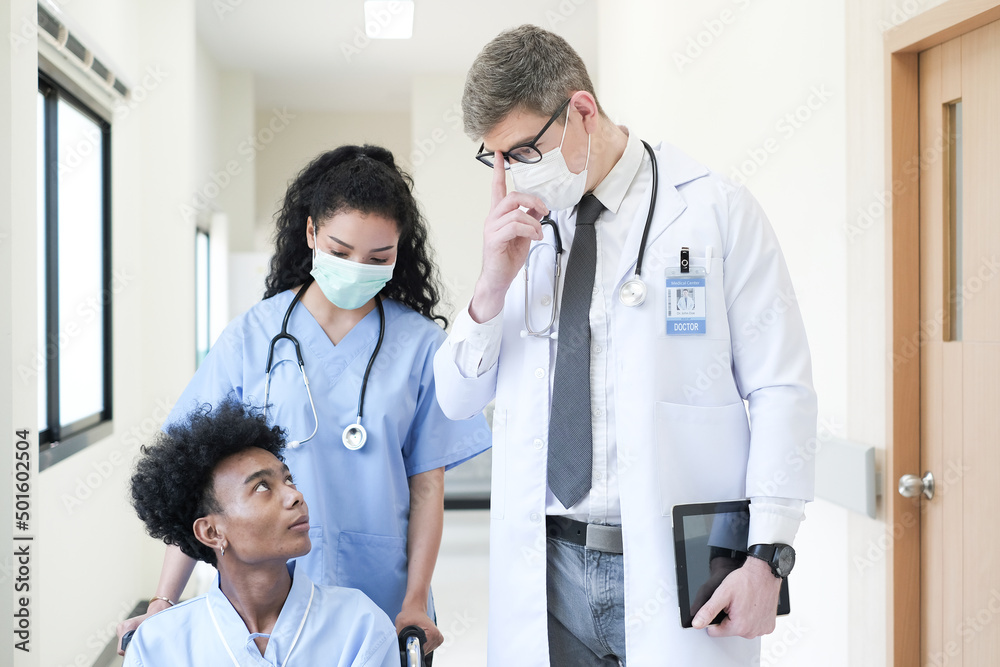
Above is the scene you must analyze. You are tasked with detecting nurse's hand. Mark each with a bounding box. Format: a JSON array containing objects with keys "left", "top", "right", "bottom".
[
  {"left": 691, "top": 555, "right": 782, "bottom": 639},
  {"left": 470, "top": 151, "right": 549, "bottom": 323},
  {"left": 115, "top": 599, "right": 172, "bottom": 655},
  {"left": 394, "top": 607, "right": 444, "bottom": 654}
]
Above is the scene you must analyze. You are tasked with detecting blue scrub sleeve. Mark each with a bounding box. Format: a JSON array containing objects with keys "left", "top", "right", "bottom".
[
  {"left": 401, "top": 331, "right": 491, "bottom": 477},
  {"left": 164, "top": 321, "right": 246, "bottom": 430}
]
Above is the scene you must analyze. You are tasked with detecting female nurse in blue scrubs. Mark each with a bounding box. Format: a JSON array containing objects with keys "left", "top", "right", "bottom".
[{"left": 118, "top": 145, "right": 490, "bottom": 655}]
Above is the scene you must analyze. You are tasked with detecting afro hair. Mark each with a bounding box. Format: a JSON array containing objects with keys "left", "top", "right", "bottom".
[{"left": 129, "top": 396, "right": 286, "bottom": 567}]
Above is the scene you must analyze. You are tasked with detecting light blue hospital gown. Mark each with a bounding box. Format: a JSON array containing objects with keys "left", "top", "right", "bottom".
[
  {"left": 165, "top": 291, "right": 491, "bottom": 619},
  {"left": 124, "top": 565, "right": 398, "bottom": 666}
]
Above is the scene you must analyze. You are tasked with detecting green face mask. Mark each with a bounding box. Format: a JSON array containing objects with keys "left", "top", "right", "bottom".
[{"left": 310, "top": 243, "right": 395, "bottom": 310}]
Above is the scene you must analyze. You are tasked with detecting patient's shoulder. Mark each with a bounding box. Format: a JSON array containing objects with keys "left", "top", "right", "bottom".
[
  {"left": 125, "top": 597, "right": 206, "bottom": 663},
  {"left": 315, "top": 583, "right": 391, "bottom": 621}
]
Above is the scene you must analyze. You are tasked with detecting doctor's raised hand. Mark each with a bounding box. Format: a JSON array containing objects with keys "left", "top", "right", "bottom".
[{"left": 468, "top": 151, "right": 548, "bottom": 323}]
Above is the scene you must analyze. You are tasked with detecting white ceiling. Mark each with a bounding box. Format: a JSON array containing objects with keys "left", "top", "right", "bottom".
[{"left": 195, "top": 1, "right": 599, "bottom": 113}]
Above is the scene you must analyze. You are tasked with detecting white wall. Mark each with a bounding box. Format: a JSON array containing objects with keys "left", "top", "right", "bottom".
[
  {"left": 253, "top": 109, "right": 411, "bottom": 252},
  {"left": 409, "top": 73, "right": 490, "bottom": 319},
  {"left": 598, "top": 0, "right": 848, "bottom": 664},
  {"left": 843, "top": 1, "right": 948, "bottom": 665}
]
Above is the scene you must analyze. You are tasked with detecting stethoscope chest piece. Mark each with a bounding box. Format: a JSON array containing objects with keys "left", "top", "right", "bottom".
[
  {"left": 619, "top": 278, "right": 647, "bottom": 307},
  {"left": 342, "top": 423, "right": 367, "bottom": 450}
]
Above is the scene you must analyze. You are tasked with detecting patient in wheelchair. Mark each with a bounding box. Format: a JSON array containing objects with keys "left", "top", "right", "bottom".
[{"left": 123, "top": 397, "right": 399, "bottom": 666}]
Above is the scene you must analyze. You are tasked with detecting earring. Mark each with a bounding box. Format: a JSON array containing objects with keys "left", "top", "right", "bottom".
[{"left": 220, "top": 541, "right": 226, "bottom": 557}]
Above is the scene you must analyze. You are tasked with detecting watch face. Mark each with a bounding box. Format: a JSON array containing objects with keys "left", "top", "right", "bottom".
[{"left": 775, "top": 546, "right": 795, "bottom": 576}]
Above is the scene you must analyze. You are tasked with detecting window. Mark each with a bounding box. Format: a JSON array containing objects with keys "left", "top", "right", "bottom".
[
  {"left": 195, "top": 228, "right": 211, "bottom": 368},
  {"left": 38, "top": 73, "right": 113, "bottom": 469}
]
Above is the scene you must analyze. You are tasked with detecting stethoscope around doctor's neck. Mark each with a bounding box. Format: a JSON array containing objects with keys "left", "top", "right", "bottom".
[
  {"left": 263, "top": 275, "right": 385, "bottom": 451},
  {"left": 523, "top": 139, "right": 658, "bottom": 338}
]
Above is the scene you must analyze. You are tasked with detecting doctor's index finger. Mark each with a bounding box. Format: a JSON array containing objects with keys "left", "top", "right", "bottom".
[{"left": 490, "top": 151, "right": 507, "bottom": 208}]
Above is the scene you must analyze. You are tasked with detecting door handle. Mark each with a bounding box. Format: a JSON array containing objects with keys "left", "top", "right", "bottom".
[{"left": 898, "top": 471, "right": 935, "bottom": 500}]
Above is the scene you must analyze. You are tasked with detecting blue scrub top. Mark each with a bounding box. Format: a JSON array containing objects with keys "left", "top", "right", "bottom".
[
  {"left": 124, "top": 565, "right": 399, "bottom": 667},
  {"left": 165, "top": 291, "right": 491, "bottom": 619}
]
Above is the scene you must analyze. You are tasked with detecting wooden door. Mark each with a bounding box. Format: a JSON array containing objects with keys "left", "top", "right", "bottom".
[{"left": 917, "top": 18, "right": 1000, "bottom": 667}]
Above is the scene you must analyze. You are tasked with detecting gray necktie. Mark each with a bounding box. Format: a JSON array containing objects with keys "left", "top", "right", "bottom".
[{"left": 548, "top": 194, "right": 603, "bottom": 509}]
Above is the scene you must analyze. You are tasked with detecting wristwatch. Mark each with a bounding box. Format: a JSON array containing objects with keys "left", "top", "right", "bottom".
[{"left": 746, "top": 543, "right": 795, "bottom": 578}]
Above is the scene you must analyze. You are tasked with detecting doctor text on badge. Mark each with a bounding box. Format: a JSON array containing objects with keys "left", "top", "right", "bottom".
[{"left": 665, "top": 275, "right": 707, "bottom": 335}]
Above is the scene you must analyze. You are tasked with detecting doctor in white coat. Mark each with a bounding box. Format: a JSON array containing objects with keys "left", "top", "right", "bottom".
[{"left": 434, "top": 26, "right": 816, "bottom": 666}]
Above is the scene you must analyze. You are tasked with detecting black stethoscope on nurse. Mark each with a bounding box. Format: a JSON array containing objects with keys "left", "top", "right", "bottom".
[
  {"left": 264, "top": 275, "right": 384, "bottom": 450},
  {"left": 524, "top": 139, "right": 659, "bottom": 337}
]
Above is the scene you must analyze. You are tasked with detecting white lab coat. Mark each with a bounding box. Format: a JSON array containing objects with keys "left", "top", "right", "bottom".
[{"left": 434, "top": 141, "right": 816, "bottom": 666}]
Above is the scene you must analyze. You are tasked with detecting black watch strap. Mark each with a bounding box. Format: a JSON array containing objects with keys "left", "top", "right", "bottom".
[
  {"left": 747, "top": 543, "right": 794, "bottom": 578},
  {"left": 747, "top": 543, "right": 776, "bottom": 563}
]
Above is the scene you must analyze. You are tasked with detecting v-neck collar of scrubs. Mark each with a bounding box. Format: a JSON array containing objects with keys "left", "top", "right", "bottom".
[
  {"left": 286, "top": 289, "right": 384, "bottom": 371},
  {"left": 206, "top": 562, "right": 315, "bottom": 666}
]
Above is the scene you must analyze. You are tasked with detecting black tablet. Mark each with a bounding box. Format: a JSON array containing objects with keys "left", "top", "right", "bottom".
[{"left": 672, "top": 499, "right": 791, "bottom": 628}]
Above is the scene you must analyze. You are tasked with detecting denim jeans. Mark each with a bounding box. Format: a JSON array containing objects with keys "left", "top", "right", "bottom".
[{"left": 546, "top": 534, "right": 626, "bottom": 667}]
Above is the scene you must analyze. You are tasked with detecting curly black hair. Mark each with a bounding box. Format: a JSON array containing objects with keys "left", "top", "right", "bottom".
[
  {"left": 129, "top": 397, "right": 286, "bottom": 567},
  {"left": 263, "top": 144, "right": 449, "bottom": 326}
]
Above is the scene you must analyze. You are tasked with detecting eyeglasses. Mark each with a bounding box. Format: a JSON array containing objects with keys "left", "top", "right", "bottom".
[{"left": 475, "top": 98, "right": 571, "bottom": 169}]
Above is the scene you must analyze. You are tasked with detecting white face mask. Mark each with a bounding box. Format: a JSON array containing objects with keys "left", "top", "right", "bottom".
[
  {"left": 509, "top": 106, "right": 591, "bottom": 211},
  {"left": 310, "top": 231, "right": 395, "bottom": 310}
]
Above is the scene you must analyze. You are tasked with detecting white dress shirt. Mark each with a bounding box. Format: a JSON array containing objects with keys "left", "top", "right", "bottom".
[{"left": 448, "top": 129, "right": 804, "bottom": 545}]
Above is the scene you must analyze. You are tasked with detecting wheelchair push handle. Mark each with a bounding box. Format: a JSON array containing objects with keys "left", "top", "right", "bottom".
[{"left": 398, "top": 624, "right": 432, "bottom": 667}]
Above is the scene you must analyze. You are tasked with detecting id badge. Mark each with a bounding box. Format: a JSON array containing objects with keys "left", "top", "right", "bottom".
[{"left": 665, "top": 267, "right": 707, "bottom": 335}]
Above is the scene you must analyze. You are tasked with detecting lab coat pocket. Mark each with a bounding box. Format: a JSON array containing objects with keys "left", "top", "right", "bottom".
[
  {"left": 336, "top": 531, "right": 408, "bottom": 616},
  {"left": 490, "top": 408, "right": 506, "bottom": 519},
  {"left": 654, "top": 401, "right": 751, "bottom": 517}
]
